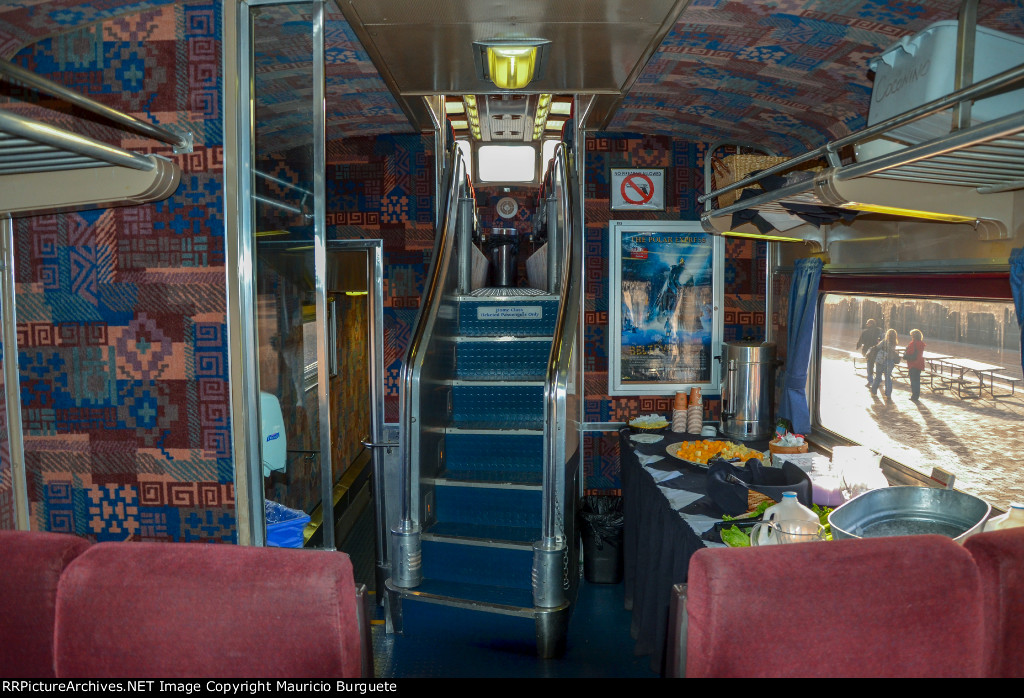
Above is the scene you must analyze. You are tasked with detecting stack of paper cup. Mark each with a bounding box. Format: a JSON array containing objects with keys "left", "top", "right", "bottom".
[
  {"left": 687, "top": 391, "right": 703, "bottom": 434},
  {"left": 672, "top": 407, "right": 688, "bottom": 433},
  {"left": 672, "top": 391, "right": 689, "bottom": 432},
  {"left": 674, "top": 391, "right": 688, "bottom": 410},
  {"left": 687, "top": 404, "right": 703, "bottom": 433}
]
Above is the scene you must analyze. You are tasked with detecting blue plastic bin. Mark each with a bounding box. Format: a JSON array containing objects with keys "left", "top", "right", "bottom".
[{"left": 265, "top": 499, "right": 310, "bottom": 548}]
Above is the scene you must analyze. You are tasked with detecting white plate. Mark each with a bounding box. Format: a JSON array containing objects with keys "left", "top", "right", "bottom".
[
  {"left": 629, "top": 433, "right": 664, "bottom": 444},
  {"left": 665, "top": 442, "right": 708, "bottom": 469}
]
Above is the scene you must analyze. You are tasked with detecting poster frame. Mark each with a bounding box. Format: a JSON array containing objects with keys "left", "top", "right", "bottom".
[{"left": 608, "top": 220, "right": 724, "bottom": 396}]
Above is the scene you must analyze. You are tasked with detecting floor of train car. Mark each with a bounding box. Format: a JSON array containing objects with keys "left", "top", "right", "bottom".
[{"left": 338, "top": 500, "right": 659, "bottom": 679}]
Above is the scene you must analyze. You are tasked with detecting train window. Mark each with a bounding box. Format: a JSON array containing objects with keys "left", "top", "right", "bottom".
[
  {"left": 541, "top": 139, "right": 559, "bottom": 168},
  {"left": 477, "top": 144, "right": 536, "bottom": 182},
  {"left": 818, "top": 293, "right": 1023, "bottom": 510}
]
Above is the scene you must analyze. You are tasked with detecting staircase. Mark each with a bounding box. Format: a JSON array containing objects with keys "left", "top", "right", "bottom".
[{"left": 385, "top": 287, "right": 575, "bottom": 658}]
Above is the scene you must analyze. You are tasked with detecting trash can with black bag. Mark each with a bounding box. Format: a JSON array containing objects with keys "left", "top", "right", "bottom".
[{"left": 579, "top": 494, "right": 625, "bottom": 583}]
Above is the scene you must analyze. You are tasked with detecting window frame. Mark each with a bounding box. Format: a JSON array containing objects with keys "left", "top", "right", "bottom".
[
  {"left": 808, "top": 271, "right": 1017, "bottom": 493},
  {"left": 474, "top": 143, "right": 539, "bottom": 185}
]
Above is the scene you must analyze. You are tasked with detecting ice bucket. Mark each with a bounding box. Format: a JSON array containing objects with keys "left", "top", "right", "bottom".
[{"left": 828, "top": 486, "right": 991, "bottom": 544}]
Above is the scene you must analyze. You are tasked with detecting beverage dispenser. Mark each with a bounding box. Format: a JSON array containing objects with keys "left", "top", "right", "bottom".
[{"left": 719, "top": 340, "right": 776, "bottom": 441}]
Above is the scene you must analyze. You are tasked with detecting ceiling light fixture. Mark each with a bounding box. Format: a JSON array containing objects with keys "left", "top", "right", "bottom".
[
  {"left": 532, "top": 93, "right": 552, "bottom": 141},
  {"left": 461, "top": 95, "right": 482, "bottom": 139},
  {"left": 473, "top": 39, "right": 550, "bottom": 90}
]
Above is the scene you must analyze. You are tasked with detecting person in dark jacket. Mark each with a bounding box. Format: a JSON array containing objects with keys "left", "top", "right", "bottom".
[
  {"left": 856, "top": 319, "right": 882, "bottom": 386},
  {"left": 904, "top": 328, "right": 927, "bottom": 402}
]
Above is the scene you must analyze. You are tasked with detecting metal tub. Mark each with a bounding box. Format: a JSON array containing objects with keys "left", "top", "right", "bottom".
[{"left": 828, "top": 486, "right": 991, "bottom": 544}]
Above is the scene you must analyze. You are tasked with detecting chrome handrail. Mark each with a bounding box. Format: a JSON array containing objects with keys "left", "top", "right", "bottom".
[
  {"left": 540, "top": 143, "right": 582, "bottom": 548},
  {"left": 698, "top": 60, "right": 1024, "bottom": 205},
  {"left": 0, "top": 58, "right": 192, "bottom": 153},
  {"left": 392, "top": 142, "right": 464, "bottom": 587}
]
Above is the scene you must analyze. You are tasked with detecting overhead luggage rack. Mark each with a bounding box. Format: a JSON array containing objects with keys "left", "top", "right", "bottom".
[
  {"left": 0, "top": 58, "right": 190, "bottom": 217},
  {"left": 701, "top": 51, "right": 1024, "bottom": 242}
]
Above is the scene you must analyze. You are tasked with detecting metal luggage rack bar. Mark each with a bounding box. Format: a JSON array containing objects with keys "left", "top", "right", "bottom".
[
  {"left": 700, "top": 61, "right": 1024, "bottom": 224},
  {"left": 0, "top": 58, "right": 192, "bottom": 177}
]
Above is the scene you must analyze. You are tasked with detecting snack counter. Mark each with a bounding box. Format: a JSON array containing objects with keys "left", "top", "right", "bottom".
[{"left": 619, "top": 426, "right": 771, "bottom": 674}]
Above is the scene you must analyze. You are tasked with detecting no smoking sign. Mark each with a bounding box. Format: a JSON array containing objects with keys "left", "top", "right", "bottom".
[{"left": 611, "top": 168, "right": 665, "bottom": 210}]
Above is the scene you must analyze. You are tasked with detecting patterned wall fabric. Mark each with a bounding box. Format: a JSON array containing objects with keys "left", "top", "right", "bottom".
[
  {"left": 612, "top": 0, "right": 1024, "bottom": 155},
  {"left": 325, "top": 134, "right": 436, "bottom": 423},
  {"left": 250, "top": 2, "right": 415, "bottom": 152},
  {"left": 7, "top": 1, "right": 1022, "bottom": 154},
  {"left": 10, "top": 0, "right": 1010, "bottom": 512},
  {"left": 581, "top": 133, "right": 766, "bottom": 490},
  {"left": 1, "top": 2, "right": 231, "bottom": 541}
]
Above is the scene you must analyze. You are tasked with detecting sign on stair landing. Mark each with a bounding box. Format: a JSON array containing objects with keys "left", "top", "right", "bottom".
[{"left": 477, "top": 305, "right": 543, "bottom": 320}]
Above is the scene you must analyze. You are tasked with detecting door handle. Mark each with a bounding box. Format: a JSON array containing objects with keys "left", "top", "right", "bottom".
[{"left": 361, "top": 438, "right": 398, "bottom": 454}]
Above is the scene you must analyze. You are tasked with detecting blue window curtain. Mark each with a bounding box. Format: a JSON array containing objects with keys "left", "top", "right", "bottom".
[
  {"left": 778, "top": 256, "right": 823, "bottom": 434},
  {"left": 1011, "top": 248, "right": 1023, "bottom": 378}
]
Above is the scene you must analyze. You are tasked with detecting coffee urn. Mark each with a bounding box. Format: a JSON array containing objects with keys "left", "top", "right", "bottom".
[{"left": 719, "top": 340, "right": 776, "bottom": 441}]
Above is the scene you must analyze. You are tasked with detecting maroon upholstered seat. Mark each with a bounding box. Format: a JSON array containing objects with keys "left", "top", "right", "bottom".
[
  {"left": 54, "top": 542, "right": 371, "bottom": 678},
  {"left": 0, "top": 531, "right": 91, "bottom": 678},
  {"left": 964, "top": 527, "right": 1024, "bottom": 678},
  {"left": 682, "top": 535, "right": 985, "bottom": 677}
]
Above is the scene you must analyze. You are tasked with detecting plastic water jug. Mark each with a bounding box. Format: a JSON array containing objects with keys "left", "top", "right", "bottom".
[
  {"left": 984, "top": 503, "right": 1024, "bottom": 533},
  {"left": 757, "top": 491, "right": 819, "bottom": 546}
]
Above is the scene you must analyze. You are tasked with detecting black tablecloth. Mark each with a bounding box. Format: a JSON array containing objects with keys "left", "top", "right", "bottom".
[{"left": 619, "top": 427, "right": 770, "bottom": 674}]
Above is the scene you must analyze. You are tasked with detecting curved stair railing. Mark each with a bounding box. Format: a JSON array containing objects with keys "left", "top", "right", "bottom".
[
  {"left": 533, "top": 144, "right": 582, "bottom": 614},
  {"left": 388, "top": 140, "right": 582, "bottom": 658},
  {"left": 391, "top": 143, "right": 466, "bottom": 588}
]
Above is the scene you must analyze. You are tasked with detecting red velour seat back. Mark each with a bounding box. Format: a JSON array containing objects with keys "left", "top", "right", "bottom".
[
  {"left": 54, "top": 542, "right": 366, "bottom": 678},
  {"left": 685, "top": 535, "right": 985, "bottom": 678},
  {"left": 964, "top": 527, "right": 1024, "bottom": 678},
  {"left": 0, "top": 531, "right": 91, "bottom": 678}
]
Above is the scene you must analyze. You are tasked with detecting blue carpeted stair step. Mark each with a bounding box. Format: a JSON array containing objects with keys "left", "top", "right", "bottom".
[
  {"left": 441, "top": 430, "right": 543, "bottom": 483},
  {"left": 454, "top": 337, "right": 551, "bottom": 381},
  {"left": 393, "top": 580, "right": 540, "bottom": 653},
  {"left": 419, "top": 537, "right": 534, "bottom": 589},
  {"left": 457, "top": 296, "right": 560, "bottom": 337},
  {"left": 430, "top": 481, "right": 543, "bottom": 531},
  {"left": 400, "top": 578, "right": 536, "bottom": 612},
  {"left": 450, "top": 381, "right": 544, "bottom": 426}
]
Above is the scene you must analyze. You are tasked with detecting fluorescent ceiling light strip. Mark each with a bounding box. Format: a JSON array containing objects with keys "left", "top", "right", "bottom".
[
  {"left": 839, "top": 202, "right": 977, "bottom": 223},
  {"left": 722, "top": 231, "right": 805, "bottom": 243}
]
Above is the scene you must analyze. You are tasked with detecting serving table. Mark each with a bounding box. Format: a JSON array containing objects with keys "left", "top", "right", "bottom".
[{"left": 619, "top": 426, "right": 770, "bottom": 674}]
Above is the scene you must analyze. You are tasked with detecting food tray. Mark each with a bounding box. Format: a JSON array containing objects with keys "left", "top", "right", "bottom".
[{"left": 665, "top": 440, "right": 763, "bottom": 470}]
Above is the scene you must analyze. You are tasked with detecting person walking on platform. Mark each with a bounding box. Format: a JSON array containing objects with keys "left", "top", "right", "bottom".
[
  {"left": 870, "top": 329, "right": 900, "bottom": 403},
  {"left": 904, "top": 329, "right": 927, "bottom": 402},
  {"left": 857, "top": 318, "right": 882, "bottom": 386}
]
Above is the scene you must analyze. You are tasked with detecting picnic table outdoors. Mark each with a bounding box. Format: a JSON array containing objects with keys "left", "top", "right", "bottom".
[
  {"left": 854, "top": 346, "right": 1017, "bottom": 400},
  {"left": 934, "top": 357, "right": 1014, "bottom": 399}
]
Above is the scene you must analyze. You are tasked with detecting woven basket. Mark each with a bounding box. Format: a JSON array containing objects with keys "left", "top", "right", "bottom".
[
  {"left": 713, "top": 153, "right": 823, "bottom": 208},
  {"left": 769, "top": 440, "right": 808, "bottom": 456}
]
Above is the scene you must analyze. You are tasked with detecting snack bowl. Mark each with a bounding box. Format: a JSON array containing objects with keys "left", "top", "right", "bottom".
[{"left": 629, "top": 415, "right": 669, "bottom": 433}]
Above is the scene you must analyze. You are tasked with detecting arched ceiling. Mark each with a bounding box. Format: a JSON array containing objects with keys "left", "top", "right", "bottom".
[{"left": 3, "top": 1, "right": 1024, "bottom": 156}]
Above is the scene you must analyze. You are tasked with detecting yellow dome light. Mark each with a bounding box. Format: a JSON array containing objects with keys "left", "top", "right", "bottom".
[{"left": 474, "top": 39, "right": 550, "bottom": 90}]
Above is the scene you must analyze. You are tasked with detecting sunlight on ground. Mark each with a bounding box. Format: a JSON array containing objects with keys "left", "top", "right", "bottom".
[{"left": 818, "top": 349, "right": 1024, "bottom": 510}]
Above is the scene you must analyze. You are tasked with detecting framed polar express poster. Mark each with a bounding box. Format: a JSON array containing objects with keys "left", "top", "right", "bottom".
[{"left": 608, "top": 220, "right": 724, "bottom": 395}]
